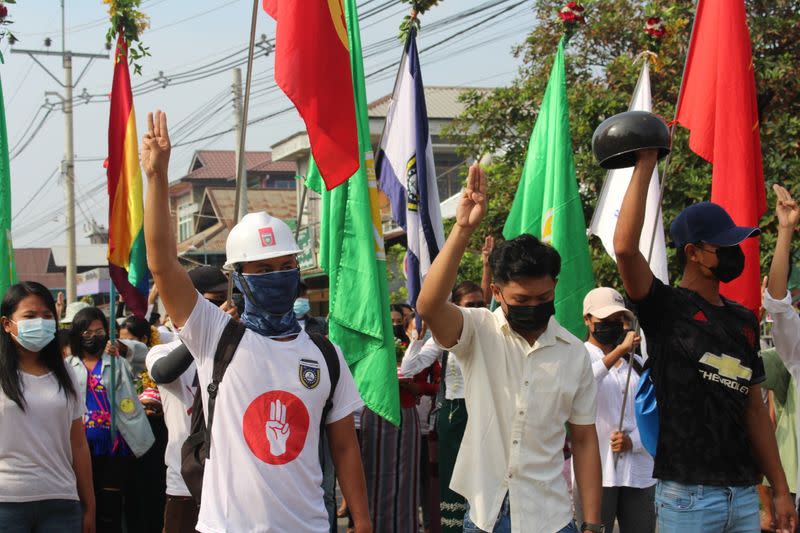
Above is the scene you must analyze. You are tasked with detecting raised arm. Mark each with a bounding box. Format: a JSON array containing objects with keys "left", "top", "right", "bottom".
[
  {"left": 613, "top": 150, "right": 659, "bottom": 301},
  {"left": 141, "top": 110, "right": 197, "bottom": 327},
  {"left": 417, "top": 164, "right": 487, "bottom": 348},
  {"left": 767, "top": 185, "right": 799, "bottom": 301}
]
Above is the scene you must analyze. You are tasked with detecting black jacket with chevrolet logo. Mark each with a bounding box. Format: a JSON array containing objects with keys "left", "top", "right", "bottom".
[{"left": 634, "top": 277, "right": 765, "bottom": 486}]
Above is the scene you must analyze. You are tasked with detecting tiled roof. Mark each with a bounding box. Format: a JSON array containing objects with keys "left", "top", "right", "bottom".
[
  {"left": 183, "top": 150, "right": 296, "bottom": 181},
  {"left": 368, "top": 86, "right": 493, "bottom": 119},
  {"left": 178, "top": 188, "right": 297, "bottom": 254},
  {"left": 14, "top": 248, "right": 65, "bottom": 289}
]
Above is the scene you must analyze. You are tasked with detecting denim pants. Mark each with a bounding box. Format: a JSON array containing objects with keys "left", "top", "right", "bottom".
[
  {"left": 0, "top": 499, "right": 82, "bottom": 533},
  {"left": 464, "top": 493, "right": 579, "bottom": 533},
  {"left": 655, "top": 480, "right": 759, "bottom": 533}
]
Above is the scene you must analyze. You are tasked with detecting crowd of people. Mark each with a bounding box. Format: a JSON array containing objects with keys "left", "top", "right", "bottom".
[{"left": 1, "top": 110, "right": 800, "bottom": 533}]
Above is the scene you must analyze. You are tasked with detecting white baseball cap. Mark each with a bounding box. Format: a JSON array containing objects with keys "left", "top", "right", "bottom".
[{"left": 583, "top": 287, "right": 634, "bottom": 320}]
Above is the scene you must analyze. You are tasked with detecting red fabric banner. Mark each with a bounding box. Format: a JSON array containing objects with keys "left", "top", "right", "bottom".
[
  {"left": 676, "top": 0, "right": 766, "bottom": 314},
  {"left": 263, "top": 0, "right": 359, "bottom": 190}
]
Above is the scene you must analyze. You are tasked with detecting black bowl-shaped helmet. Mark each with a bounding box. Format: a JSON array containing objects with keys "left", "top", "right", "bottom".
[{"left": 592, "top": 110, "right": 671, "bottom": 169}]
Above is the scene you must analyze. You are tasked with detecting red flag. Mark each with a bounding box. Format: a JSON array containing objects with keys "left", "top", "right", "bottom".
[
  {"left": 676, "top": 0, "right": 765, "bottom": 314},
  {"left": 263, "top": 0, "right": 359, "bottom": 190}
]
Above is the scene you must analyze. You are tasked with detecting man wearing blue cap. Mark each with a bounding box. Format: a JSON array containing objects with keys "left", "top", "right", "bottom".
[{"left": 613, "top": 151, "right": 796, "bottom": 533}]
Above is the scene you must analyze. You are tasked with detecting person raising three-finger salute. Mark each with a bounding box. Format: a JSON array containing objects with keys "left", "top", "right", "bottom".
[
  {"left": 141, "top": 110, "right": 371, "bottom": 533},
  {"left": 765, "top": 184, "right": 800, "bottom": 531},
  {"left": 417, "top": 164, "right": 603, "bottom": 533}
]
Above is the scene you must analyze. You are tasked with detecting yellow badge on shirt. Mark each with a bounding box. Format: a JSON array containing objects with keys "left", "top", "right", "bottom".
[{"left": 119, "top": 398, "right": 135, "bottom": 414}]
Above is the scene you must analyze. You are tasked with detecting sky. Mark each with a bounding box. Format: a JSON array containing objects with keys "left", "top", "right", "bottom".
[{"left": 2, "top": 0, "right": 531, "bottom": 248}]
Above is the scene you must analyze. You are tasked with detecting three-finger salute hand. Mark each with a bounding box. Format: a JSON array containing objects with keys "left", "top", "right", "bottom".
[
  {"left": 456, "top": 163, "right": 487, "bottom": 232},
  {"left": 773, "top": 184, "right": 800, "bottom": 231},
  {"left": 141, "top": 110, "right": 172, "bottom": 180}
]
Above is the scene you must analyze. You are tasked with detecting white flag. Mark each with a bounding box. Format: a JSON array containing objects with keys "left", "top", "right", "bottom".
[{"left": 589, "top": 61, "right": 669, "bottom": 284}]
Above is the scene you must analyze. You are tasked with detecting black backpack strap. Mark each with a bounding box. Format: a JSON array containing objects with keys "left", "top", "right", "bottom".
[
  {"left": 308, "top": 333, "right": 340, "bottom": 425},
  {"left": 204, "top": 319, "right": 247, "bottom": 459}
]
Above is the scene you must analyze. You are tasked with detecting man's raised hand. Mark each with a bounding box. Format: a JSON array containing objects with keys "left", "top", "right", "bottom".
[
  {"left": 141, "top": 110, "right": 171, "bottom": 181},
  {"left": 456, "top": 163, "right": 487, "bottom": 232}
]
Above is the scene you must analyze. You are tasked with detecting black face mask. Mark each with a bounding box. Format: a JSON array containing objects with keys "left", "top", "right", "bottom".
[
  {"left": 81, "top": 335, "right": 107, "bottom": 356},
  {"left": 592, "top": 321, "right": 626, "bottom": 346},
  {"left": 393, "top": 325, "right": 409, "bottom": 343},
  {"left": 709, "top": 245, "right": 745, "bottom": 283},
  {"left": 505, "top": 299, "right": 555, "bottom": 333}
]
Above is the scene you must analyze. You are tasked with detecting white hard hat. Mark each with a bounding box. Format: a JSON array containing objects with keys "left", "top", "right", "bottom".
[{"left": 223, "top": 211, "right": 301, "bottom": 271}]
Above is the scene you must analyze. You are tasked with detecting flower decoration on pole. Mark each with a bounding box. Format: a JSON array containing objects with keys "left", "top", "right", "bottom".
[
  {"left": 0, "top": 0, "right": 17, "bottom": 60},
  {"left": 645, "top": 16, "right": 666, "bottom": 39},
  {"left": 558, "top": 1, "right": 585, "bottom": 39},
  {"left": 399, "top": 0, "right": 442, "bottom": 41},
  {"left": 104, "top": 0, "right": 150, "bottom": 75}
]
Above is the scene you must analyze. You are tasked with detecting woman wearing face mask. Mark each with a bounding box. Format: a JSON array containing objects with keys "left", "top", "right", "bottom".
[
  {"left": 66, "top": 307, "right": 154, "bottom": 533},
  {"left": 0, "top": 282, "right": 95, "bottom": 532},
  {"left": 575, "top": 287, "right": 655, "bottom": 533}
]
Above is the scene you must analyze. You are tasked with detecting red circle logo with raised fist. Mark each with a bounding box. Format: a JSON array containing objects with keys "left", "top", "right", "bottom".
[{"left": 242, "top": 390, "right": 310, "bottom": 465}]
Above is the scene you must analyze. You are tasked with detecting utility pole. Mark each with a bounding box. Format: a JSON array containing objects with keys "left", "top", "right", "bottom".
[
  {"left": 231, "top": 67, "right": 247, "bottom": 222},
  {"left": 11, "top": 1, "right": 107, "bottom": 303}
]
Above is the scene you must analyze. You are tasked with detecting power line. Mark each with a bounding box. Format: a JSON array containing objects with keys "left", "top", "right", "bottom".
[{"left": 12, "top": 166, "right": 60, "bottom": 222}]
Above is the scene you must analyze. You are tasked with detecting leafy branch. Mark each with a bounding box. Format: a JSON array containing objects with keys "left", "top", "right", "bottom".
[
  {"left": 104, "top": 0, "right": 150, "bottom": 75},
  {"left": 398, "top": 0, "right": 442, "bottom": 41}
]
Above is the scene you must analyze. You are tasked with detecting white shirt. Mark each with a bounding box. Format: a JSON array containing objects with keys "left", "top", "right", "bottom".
[
  {"left": 145, "top": 339, "right": 197, "bottom": 497},
  {"left": 179, "top": 294, "right": 364, "bottom": 533},
  {"left": 0, "top": 369, "right": 84, "bottom": 502},
  {"left": 399, "top": 337, "right": 465, "bottom": 399},
  {"left": 584, "top": 342, "right": 655, "bottom": 488},
  {"left": 439, "top": 307, "right": 596, "bottom": 533},
  {"left": 763, "top": 289, "right": 800, "bottom": 502}
]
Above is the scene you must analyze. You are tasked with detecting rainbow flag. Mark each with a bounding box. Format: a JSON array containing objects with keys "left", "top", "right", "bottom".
[{"left": 107, "top": 34, "right": 149, "bottom": 317}]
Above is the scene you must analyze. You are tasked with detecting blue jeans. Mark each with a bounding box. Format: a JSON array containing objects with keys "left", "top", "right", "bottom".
[
  {"left": 0, "top": 499, "right": 82, "bottom": 532},
  {"left": 464, "top": 494, "right": 579, "bottom": 533},
  {"left": 655, "top": 480, "right": 759, "bottom": 533}
]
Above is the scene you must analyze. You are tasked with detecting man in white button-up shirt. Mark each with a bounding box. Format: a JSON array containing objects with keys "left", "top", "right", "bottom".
[{"left": 417, "top": 164, "right": 603, "bottom": 533}]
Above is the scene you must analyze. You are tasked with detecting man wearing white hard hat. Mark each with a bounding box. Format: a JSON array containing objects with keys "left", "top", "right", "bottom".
[
  {"left": 140, "top": 110, "right": 371, "bottom": 533},
  {"left": 576, "top": 287, "right": 655, "bottom": 533}
]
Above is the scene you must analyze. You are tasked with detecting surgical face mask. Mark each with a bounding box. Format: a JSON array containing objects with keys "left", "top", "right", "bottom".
[
  {"left": 592, "top": 320, "right": 626, "bottom": 346},
  {"left": 708, "top": 245, "right": 745, "bottom": 283},
  {"left": 504, "top": 299, "right": 555, "bottom": 333},
  {"left": 81, "top": 335, "right": 107, "bottom": 356},
  {"left": 293, "top": 297, "right": 311, "bottom": 318},
  {"left": 11, "top": 318, "right": 56, "bottom": 352},
  {"left": 234, "top": 269, "right": 302, "bottom": 338}
]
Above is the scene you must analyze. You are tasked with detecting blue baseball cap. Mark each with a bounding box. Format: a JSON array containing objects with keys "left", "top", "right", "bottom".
[{"left": 670, "top": 202, "right": 760, "bottom": 249}]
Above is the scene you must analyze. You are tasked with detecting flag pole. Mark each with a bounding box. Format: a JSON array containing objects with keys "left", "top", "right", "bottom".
[
  {"left": 614, "top": 3, "right": 701, "bottom": 468},
  {"left": 228, "top": 0, "right": 260, "bottom": 302},
  {"left": 109, "top": 281, "right": 117, "bottom": 443}
]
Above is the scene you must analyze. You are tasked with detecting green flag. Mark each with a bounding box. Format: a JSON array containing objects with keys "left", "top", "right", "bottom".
[
  {"left": 502, "top": 37, "right": 594, "bottom": 338},
  {"left": 0, "top": 74, "right": 17, "bottom": 298},
  {"left": 306, "top": 0, "right": 400, "bottom": 425}
]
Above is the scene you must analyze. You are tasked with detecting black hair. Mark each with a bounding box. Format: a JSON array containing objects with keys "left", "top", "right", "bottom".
[
  {"left": 69, "top": 307, "right": 109, "bottom": 360},
  {"left": 452, "top": 281, "right": 482, "bottom": 305},
  {"left": 390, "top": 303, "right": 407, "bottom": 315},
  {"left": 489, "top": 234, "right": 561, "bottom": 284},
  {"left": 121, "top": 315, "right": 151, "bottom": 344},
  {"left": 57, "top": 330, "right": 71, "bottom": 352},
  {"left": 0, "top": 282, "right": 76, "bottom": 410}
]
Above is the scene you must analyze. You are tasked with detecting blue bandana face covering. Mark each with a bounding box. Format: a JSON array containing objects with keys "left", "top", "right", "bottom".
[{"left": 233, "top": 269, "right": 302, "bottom": 339}]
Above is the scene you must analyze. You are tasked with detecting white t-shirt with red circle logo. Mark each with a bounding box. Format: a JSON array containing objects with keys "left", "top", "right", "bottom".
[{"left": 179, "top": 294, "right": 364, "bottom": 533}]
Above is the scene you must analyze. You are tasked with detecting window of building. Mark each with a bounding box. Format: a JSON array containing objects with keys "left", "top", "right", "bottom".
[{"left": 177, "top": 203, "right": 197, "bottom": 242}]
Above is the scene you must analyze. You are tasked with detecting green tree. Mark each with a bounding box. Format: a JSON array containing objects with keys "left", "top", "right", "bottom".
[{"left": 446, "top": 0, "right": 800, "bottom": 290}]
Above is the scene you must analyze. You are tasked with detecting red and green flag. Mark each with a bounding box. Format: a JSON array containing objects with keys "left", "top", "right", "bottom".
[
  {"left": 107, "top": 34, "right": 149, "bottom": 317},
  {"left": 263, "top": 0, "right": 359, "bottom": 190}
]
